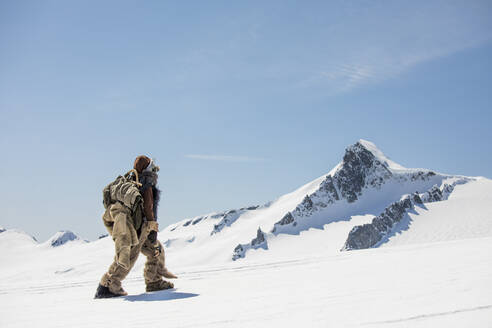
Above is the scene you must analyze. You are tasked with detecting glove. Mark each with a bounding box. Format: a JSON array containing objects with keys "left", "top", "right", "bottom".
[{"left": 147, "top": 220, "right": 159, "bottom": 232}]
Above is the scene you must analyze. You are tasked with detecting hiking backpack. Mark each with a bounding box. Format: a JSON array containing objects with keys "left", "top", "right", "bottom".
[{"left": 102, "top": 169, "right": 143, "bottom": 211}]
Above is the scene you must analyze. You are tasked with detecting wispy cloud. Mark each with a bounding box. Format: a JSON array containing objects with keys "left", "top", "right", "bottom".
[
  {"left": 185, "top": 154, "right": 266, "bottom": 162},
  {"left": 294, "top": 2, "right": 492, "bottom": 94},
  {"left": 156, "top": 1, "right": 492, "bottom": 97},
  {"left": 298, "top": 37, "right": 489, "bottom": 94}
]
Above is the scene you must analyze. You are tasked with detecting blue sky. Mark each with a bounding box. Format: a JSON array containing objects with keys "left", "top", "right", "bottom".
[{"left": 1, "top": 0, "right": 491, "bottom": 241}]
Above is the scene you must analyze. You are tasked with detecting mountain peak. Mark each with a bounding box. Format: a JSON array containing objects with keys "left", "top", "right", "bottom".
[
  {"left": 47, "top": 230, "right": 83, "bottom": 247},
  {"left": 324, "top": 140, "right": 411, "bottom": 203},
  {"left": 348, "top": 140, "right": 406, "bottom": 171}
]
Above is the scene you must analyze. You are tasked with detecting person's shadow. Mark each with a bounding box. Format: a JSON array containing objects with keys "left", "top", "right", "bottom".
[{"left": 124, "top": 289, "right": 199, "bottom": 302}]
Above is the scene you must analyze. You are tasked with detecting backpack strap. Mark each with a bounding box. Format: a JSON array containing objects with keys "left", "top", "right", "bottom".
[{"left": 124, "top": 169, "right": 143, "bottom": 188}]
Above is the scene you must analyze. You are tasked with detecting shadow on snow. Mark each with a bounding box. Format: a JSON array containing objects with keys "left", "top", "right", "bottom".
[
  {"left": 124, "top": 289, "right": 199, "bottom": 302},
  {"left": 375, "top": 203, "right": 428, "bottom": 247}
]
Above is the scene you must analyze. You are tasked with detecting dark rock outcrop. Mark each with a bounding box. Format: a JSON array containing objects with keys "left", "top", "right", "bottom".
[
  {"left": 232, "top": 227, "right": 268, "bottom": 260},
  {"left": 211, "top": 205, "right": 260, "bottom": 235},
  {"left": 342, "top": 195, "right": 415, "bottom": 251},
  {"left": 192, "top": 217, "right": 203, "bottom": 225},
  {"left": 334, "top": 142, "right": 393, "bottom": 203},
  {"left": 48, "top": 230, "right": 81, "bottom": 247},
  {"left": 342, "top": 181, "right": 465, "bottom": 251},
  {"left": 319, "top": 176, "right": 340, "bottom": 202},
  {"left": 271, "top": 212, "right": 295, "bottom": 233}
]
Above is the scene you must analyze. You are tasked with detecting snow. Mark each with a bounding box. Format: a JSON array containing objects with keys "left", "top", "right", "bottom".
[
  {"left": 0, "top": 140, "right": 491, "bottom": 327},
  {"left": 0, "top": 229, "right": 37, "bottom": 251},
  {"left": 44, "top": 230, "right": 86, "bottom": 247},
  {"left": 0, "top": 237, "right": 491, "bottom": 327},
  {"left": 382, "top": 177, "right": 492, "bottom": 246},
  {"left": 357, "top": 139, "right": 406, "bottom": 171}
]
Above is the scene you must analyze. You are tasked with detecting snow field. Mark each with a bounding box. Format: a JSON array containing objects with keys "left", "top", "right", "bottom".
[{"left": 1, "top": 237, "right": 491, "bottom": 327}]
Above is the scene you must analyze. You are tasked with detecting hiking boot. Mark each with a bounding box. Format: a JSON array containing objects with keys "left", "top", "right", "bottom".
[
  {"left": 146, "top": 279, "right": 174, "bottom": 292},
  {"left": 94, "top": 284, "right": 128, "bottom": 299}
]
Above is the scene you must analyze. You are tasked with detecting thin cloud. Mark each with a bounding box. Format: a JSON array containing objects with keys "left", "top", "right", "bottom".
[
  {"left": 185, "top": 154, "right": 266, "bottom": 162},
  {"left": 292, "top": 2, "right": 492, "bottom": 94},
  {"left": 297, "top": 36, "right": 490, "bottom": 95}
]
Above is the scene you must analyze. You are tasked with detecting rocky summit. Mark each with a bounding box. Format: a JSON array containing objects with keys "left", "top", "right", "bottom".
[
  {"left": 155, "top": 139, "right": 482, "bottom": 263},
  {"left": 48, "top": 230, "right": 82, "bottom": 247}
]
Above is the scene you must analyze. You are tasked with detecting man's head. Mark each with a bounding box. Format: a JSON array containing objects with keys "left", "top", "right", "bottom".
[{"left": 134, "top": 155, "right": 160, "bottom": 174}]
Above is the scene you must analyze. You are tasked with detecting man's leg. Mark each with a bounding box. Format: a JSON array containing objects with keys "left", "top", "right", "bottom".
[
  {"left": 96, "top": 205, "right": 139, "bottom": 298},
  {"left": 98, "top": 243, "right": 141, "bottom": 297},
  {"left": 141, "top": 239, "right": 174, "bottom": 292}
]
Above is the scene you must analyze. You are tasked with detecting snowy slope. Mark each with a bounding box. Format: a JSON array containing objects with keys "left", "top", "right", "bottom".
[
  {"left": 0, "top": 229, "right": 37, "bottom": 250},
  {"left": 0, "top": 236, "right": 491, "bottom": 328},
  {"left": 382, "top": 177, "right": 492, "bottom": 246}
]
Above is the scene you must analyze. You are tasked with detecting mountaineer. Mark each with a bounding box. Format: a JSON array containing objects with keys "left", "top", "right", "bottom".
[{"left": 94, "top": 155, "right": 177, "bottom": 298}]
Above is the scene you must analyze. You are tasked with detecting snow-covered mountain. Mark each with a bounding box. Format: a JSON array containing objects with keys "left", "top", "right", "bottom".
[
  {"left": 160, "top": 139, "right": 487, "bottom": 265},
  {"left": 0, "top": 228, "right": 38, "bottom": 249},
  {"left": 0, "top": 228, "right": 86, "bottom": 251},
  {"left": 1, "top": 140, "right": 491, "bottom": 327},
  {"left": 45, "top": 230, "right": 87, "bottom": 247}
]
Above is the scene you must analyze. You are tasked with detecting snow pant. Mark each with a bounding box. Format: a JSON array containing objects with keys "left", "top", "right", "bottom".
[{"left": 99, "top": 202, "right": 168, "bottom": 292}]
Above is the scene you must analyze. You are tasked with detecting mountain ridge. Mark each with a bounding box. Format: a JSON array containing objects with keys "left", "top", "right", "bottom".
[
  {"left": 159, "top": 140, "right": 482, "bottom": 263},
  {"left": 2, "top": 140, "right": 489, "bottom": 265}
]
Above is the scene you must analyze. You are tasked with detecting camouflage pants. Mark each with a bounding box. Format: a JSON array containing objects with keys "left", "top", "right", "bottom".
[{"left": 100, "top": 203, "right": 167, "bottom": 292}]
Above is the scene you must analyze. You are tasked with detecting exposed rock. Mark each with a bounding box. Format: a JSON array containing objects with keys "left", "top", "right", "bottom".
[
  {"left": 298, "top": 195, "right": 314, "bottom": 213},
  {"left": 412, "top": 193, "right": 423, "bottom": 204},
  {"left": 232, "top": 227, "right": 268, "bottom": 260},
  {"left": 211, "top": 209, "right": 247, "bottom": 235},
  {"left": 210, "top": 212, "right": 226, "bottom": 219},
  {"left": 423, "top": 185, "right": 442, "bottom": 202},
  {"left": 334, "top": 142, "right": 393, "bottom": 203},
  {"left": 48, "top": 230, "right": 82, "bottom": 247},
  {"left": 342, "top": 180, "right": 467, "bottom": 251},
  {"left": 411, "top": 171, "right": 436, "bottom": 181},
  {"left": 98, "top": 234, "right": 108, "bottom": 239},
  {"left": 251, "top": 228, "right": 266, "bottom": 247},
  {"left": 192, "top": 217, "right": 203, "bottom": 225},
  {"left": 177, "top": 204, "right": 261, "bottom": 235},
  {"left": 271, "top": 212, "right": 295, "bottom": 233},
  {"left": 319, "top": 176, "right": 340, "bottom": 202},
  {"left": 342, "top": 195, "right": 415, "bottom": 251}
]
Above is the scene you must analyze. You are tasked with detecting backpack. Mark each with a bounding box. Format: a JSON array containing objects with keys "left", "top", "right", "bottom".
[{"left": 103, "top": 169, "right": 143, "bottom": 211}]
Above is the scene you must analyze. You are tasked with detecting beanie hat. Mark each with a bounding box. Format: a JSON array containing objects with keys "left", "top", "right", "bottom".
[{"left": 134, "top": 155, "right": 151, "bottom": 174}]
